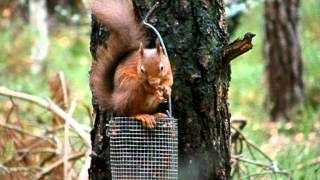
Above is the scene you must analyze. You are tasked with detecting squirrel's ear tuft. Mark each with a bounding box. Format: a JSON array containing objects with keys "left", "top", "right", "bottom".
[
  {"left": 156, "top": 38, "right": 162, "bottom": 54},
  {"left": 139, "top": 42, "right": 144, "bottom": 57}
]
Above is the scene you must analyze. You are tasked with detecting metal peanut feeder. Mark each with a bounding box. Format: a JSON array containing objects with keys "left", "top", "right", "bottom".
[{"left": 108, "top": 117, "right": 178, "bottom": 179}]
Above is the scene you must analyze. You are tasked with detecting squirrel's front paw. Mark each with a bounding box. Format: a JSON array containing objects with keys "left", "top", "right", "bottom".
[
  {"left": 153, "top": 112, "right": 167, "bottom": 118},
  {"left": 155, "top": 90, "right": 167, "bottom": 103},
  {"left": 159, "top": 86, "right": 171, "bottom": 98},
  {"left": 135, "top": 114, "right": 156, "bottom": 128}
]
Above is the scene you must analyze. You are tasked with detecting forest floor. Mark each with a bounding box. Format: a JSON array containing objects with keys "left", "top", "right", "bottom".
[{"left": 0, "top": 0, "right": 319, "bottom": 179}]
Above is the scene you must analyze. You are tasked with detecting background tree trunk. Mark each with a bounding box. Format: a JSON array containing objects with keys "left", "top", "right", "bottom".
[
  {"left": 89, "top": 0, "right": 232, "bottom": 179},
  {"left": 264, "top": 0, "right": 304, "bottom": 121},
  {"left": 46, "top": 0, "right": 85, "bottom": 15}
]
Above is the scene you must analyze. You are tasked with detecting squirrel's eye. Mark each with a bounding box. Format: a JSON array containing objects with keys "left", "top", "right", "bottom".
[
  {"left": 140, "top": 66, "right": 145, "bottom": 73},
  {"left": 160, "top": 65, "right": 164, "bottom": 71}
]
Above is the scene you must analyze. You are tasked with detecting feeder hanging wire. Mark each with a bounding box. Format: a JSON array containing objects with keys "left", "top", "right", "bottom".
[{"left": 143, "top": 2, "right": 172, "bottom": 117}]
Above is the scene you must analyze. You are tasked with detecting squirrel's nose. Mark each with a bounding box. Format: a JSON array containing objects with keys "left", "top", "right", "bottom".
[{"left": 149, "top": 78, "right": 161, "bottom": 86}]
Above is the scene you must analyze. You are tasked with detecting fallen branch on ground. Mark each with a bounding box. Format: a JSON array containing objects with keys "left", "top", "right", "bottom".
[
  {"left": 35, "top": 151, "right": 86, "bottom": 180},
  {"left": 231, "top": 123, "right": 293, "bottom": 179},
  {"left": 0, "top": 86, "right": 91, "bottom": 147},
  {"left": 0, "top": 164, "right": 41, "bottom": 174},
  {"left": 0, "top": 123, "right": 55, "bottom": 146}
]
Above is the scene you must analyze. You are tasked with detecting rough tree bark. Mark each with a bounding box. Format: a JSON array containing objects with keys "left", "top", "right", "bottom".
[
  {"left": 264, "top": 0, "right": 304, "bottom": 121},
  {"left": 88, "top": 0, "right": 253, "bottom": 179}
]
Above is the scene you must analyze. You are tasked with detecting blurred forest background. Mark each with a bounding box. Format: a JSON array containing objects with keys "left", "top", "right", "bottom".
[{"left": 0, "top": 0, "right": 319, "bottom": 179}]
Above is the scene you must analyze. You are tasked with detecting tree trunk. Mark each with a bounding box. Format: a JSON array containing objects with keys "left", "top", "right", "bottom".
[
  {"left": 264, "top": 0, "right": 304, "bottom": 121},
  {"left": 89, "top": 0, "right": 232, "bottom": 179}
]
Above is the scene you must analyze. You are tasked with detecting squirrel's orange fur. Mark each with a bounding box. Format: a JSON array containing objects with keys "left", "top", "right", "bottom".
[{"left": 90, "top": 0, "right": 173, "bottom": 128}]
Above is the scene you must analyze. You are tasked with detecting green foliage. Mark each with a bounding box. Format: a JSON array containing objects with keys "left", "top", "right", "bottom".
[{"left": 230, "top": 0, "right": 320, "bottom": 179}]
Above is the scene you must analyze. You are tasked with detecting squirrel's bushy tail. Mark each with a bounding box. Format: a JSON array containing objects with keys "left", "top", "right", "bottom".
[
  {"left": 90, "top": 0, "right": 144, "bottom": 58},
  {"left": 89, "top": 0, "right": 145, "bottom": 110}
]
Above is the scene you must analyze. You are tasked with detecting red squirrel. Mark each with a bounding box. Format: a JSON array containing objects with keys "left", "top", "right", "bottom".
[{"left": 89, "top": 0, "right": 173, "bottom": 128}]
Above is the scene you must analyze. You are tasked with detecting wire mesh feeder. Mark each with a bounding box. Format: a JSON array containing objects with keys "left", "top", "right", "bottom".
[{"left": 108, "top": 117, "right": 178, "bottom": 180}]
